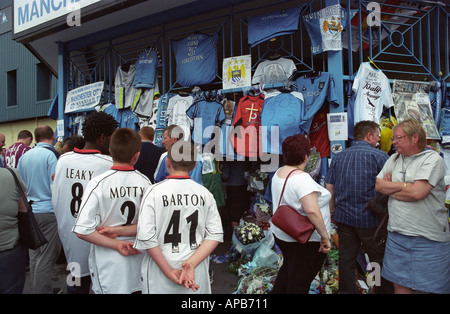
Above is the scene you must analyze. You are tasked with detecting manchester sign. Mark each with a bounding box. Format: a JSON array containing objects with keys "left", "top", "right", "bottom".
[{"left": 13, "top": 0, "right": 101, "bottom": 34}]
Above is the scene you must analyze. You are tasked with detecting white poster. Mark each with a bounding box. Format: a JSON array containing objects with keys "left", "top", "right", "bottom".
[
  {"left": 56, "top": 119, "right": 64, "bottom": 137},
  {"left": 222, "top": 55, "right": 251, "bottom": 90},
  {"left": 65, "top": 81, "right": 104, "bottom": 113},
  {"left": 327, "top": 112, "right": 348, "bottom": 141}
]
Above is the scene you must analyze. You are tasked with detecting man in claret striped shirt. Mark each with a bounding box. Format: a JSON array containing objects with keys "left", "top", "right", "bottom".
[
  {"left": 325, "top": 120, "right": 393, "bottom": 294},
  {"left": 4, "top": 130, "right": 33, "bottom": 168}
]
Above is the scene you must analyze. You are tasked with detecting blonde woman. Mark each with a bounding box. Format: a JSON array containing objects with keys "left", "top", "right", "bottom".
[{"left": 375, "top": 119, "right": 450, "bottom": 294}]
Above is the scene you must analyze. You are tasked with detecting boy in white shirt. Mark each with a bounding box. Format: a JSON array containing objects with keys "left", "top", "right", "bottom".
[
  {"left": 73, "top": 128, "right": 151, "bottom": 294},
  {"left": 135, "top": 141, "right": 223, "bottom": 293}
]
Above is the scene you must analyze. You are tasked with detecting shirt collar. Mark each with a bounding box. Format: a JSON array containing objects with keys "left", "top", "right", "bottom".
[
  {"left": 353, "top": 140, "right": 372, "bottom": 147},
  {"left": 111, "top": 166, "right": 134, "bottom": 171},
  {"left": 166, "top": 175, "right": 191, "bottom": 179},
  {"left": 74, "top": 147, "right": 101, "bottom": 154}
]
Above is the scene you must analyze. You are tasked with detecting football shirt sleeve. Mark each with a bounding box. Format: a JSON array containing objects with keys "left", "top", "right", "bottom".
[
  {"left": 134, "top": 187, "right": 158, "bottom": 250},
  {"left": 204, "top": 197, "right": 224, "bottom": 243}
]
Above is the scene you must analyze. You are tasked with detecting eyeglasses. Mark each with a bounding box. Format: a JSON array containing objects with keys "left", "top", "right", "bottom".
[{"left": 391, "top": 135, "right": 407, "bottom": 142}]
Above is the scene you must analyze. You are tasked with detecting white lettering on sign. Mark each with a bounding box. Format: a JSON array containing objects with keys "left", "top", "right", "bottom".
[{"left": 14, "top": 0, "right": 100, "bottom": 33}]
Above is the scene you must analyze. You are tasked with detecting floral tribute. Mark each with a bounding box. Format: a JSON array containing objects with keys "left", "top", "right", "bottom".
[{"left": 234, "top": 222, "right": 265, "bottom": 245}]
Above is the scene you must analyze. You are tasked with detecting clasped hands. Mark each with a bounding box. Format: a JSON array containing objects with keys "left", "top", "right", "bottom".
[
  {"left": 97, "top": 225, "right": 200, "bottom": 292},
  {"left": 166, "top": 261, "right": 200, "bottom": 292}
]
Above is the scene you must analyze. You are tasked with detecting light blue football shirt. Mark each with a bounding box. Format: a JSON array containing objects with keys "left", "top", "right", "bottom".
[{"left": 18, "top": 143, "right": 58, "bottom": 214}]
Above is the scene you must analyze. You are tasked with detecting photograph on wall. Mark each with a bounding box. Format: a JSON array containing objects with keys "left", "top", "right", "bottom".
[{"left": 392, "top": 80, "right": 440, "bottom": 140}]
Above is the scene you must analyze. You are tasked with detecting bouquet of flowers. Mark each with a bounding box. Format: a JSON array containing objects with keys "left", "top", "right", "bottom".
[
  {"left": 246, "top": 169, "right": 269, "bottom": 193},
  {"left": 254, "top": 200, "right": 272, "bottom": 231},
  {"left": 235, "top": 222, "right": 265, "bottom": 245},
  {"left": 320, "top": 263, "right": 339, "bottom": 294},
  {"left": 234, "top": 266, "right": 278, "bottom": 294}
]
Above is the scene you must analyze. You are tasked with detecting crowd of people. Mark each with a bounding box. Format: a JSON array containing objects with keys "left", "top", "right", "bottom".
[{"left": 0, "top": 112, "right": 448, "bottom": 294}]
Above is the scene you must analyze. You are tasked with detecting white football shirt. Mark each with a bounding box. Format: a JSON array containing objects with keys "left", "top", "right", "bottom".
[
  {"left": 73, "top": 166, "right": 151, "bottom": 294},
  {"left": 252, "top": 57, "right": 296, "bottom": 86},
  {"left": 134, "top": 176, "right": 223, "bottom": 294},
  {"left": 352, "top": 62, "right": 394, "bottom": 124},
  {"left": 166, "top": 94, "right": 194, "bottom": 141},
  {"left": 52, "top": 149, "right": 113, "bottom": 278}
]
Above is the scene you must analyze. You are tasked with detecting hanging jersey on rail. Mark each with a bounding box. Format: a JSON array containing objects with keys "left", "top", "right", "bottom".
[
  {"left": 352, "top": 62, "right": 394, "bottom": 124},
  {"left": 293, "top": 71, "right": 339, "bottom": 132},
  {"left": 132, "top": 83, "right": 160, "bottom": 118},
  {"left": 115, "top": 63, "right": 140, "bottom": 109},
  {"left": 260, "top": 91, "right": 306, "bottom": 155},
  {"left": 166, "top": 94, "right": 194, "bottom": 141},
  {"left": 252, "top": 57, "right": 296, "bottom": 88},
  {"left": 308, "top": 106, "right": 330, "bottom": 158},
  {"left": 173, "top": 32, "right": 218, "bottom": 87},
  {"left": 133, "top": 48, "right": 161, "bottom": 89},
  {"left": 232, "top": 94, "right": 265, "bottom": 157},
  {"left": 187, "top": 99, "right": 225, "bottom": 146},
  {"left": 247, "top": 7, "right": 301, "bottom": 47}
]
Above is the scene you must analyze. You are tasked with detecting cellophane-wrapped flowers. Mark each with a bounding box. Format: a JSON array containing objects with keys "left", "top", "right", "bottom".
[{"left": 234, "top": 222, "right": 265, "bottom": 245}]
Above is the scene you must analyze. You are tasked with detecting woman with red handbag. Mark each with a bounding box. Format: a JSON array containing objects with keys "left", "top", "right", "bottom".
[{"left": 270, "top": 134, "right": 332, "bottom": 294}]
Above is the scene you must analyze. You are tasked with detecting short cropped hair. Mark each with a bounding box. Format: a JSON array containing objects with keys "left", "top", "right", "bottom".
[
  {"left": 167, "top": 140, "right": 197, "bottom": 171},
  {"left": 354, "top": 120, "right": 380, "bottom": 141},
  {"left": 394, "top": 118, "right": 427, "bottom": 151},
  {"left": 164, "top": 124, "right": 184, "bottom": 140},
  {"left": 282, "top": 133, "right": 311, "bottom": 166},
  {"left": 17, "top": 130, "right": 33, "bottom": 141},
  {"left": 34, "top": 125, "right": 54, "bottom": 142},
  {"left": 139, "top": 126, "right": 155, "bottom": 141},
  {"left": 109, "top": 128, "right": 142, "bottom": 163},
  {"left": 82, "top": 111, "right": 118, "bottom": 143}
]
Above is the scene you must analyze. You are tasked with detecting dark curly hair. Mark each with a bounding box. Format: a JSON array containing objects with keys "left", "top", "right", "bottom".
[{"left": 82, "top": 111, "right": 118, "bottom": 142}]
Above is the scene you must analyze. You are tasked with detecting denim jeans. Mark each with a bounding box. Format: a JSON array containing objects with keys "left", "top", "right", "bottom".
[
  {"left": 0, "top": 245, "right": 27, "bottom": 294},
  {"left": 337, "top": 223, "right": 394, "bottom": 294}
]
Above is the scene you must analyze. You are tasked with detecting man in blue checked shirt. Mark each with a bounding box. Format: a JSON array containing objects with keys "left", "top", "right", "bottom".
[{"left": 325, "top": 120, "right": 394, "bottom": 294}]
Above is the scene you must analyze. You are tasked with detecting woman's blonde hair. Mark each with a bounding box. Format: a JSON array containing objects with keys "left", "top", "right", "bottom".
[{"left": 393, "top": 119, "right": 427, "bottom": 151}]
